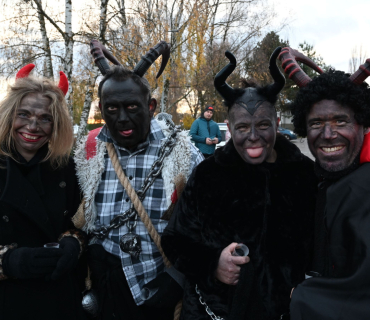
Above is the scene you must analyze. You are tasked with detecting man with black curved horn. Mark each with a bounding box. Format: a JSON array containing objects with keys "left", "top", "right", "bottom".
[
  {"left": 278, "top": 47, "right": 370, "bottom": 319},
  {"left": 162, "top": 47, "right": 317, "bottom": 320},
  {"left": 73, "top": 40, "right": 203, "bottom": 320}
]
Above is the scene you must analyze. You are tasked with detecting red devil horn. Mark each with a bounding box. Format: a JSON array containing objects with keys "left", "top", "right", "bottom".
[
  {"left": 58, "top": 71, "right": 69, "bottom": 96},
  {"left": 349, "top": 58, "right": 370, "bottom": 85},
  {"left": 278, "top": 47, "right": 323, "bottom": 88},
  {"left": 16, "top": 64, "right": 35, "bottom": 79}
]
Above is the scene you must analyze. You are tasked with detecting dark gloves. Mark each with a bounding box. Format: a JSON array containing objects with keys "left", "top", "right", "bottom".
[
  {"left": 50, "top": 237, "right": 80, "bottom": 280},
  {"left": 2, "top": 247, "right": 62, "bottom": 279}
]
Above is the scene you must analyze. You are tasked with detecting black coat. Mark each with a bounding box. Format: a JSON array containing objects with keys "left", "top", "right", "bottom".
[
  {"left": 0, "top": 147, "right": 85, "bottom": 320},
  {"left": 162, "top": 135, "right": 317, "bottom": 320},
  {"left": 290, "top": 163, "right": 370, "bottom": 320}
]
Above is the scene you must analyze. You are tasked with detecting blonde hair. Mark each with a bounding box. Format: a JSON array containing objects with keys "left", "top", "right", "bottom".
[{"left": 0, "top": 76, "right": 74, "bottom": 168}]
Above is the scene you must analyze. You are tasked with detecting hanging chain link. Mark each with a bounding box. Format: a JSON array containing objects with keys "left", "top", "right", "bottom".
[
  {"left": 195, "top": 285, "right": 225, "bottom": 320},
  {"left": 91, "top": 117, "right": 180, "bottom": 239}
]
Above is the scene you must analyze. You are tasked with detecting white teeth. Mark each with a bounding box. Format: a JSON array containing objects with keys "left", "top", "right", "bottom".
[
  {"left": 322, "top": 146, "right": 344, "bottom": 153},
  {"left": 22, "top": 133, "right": 39, "bottom": 140}
]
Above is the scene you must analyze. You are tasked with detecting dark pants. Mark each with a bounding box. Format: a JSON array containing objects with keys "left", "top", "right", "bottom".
[
  {"left": 88, "top": 245, "right": 176, "bottom": 320},
  {"left": 202, "top": 153, "right": 213, "bottom": 159}
]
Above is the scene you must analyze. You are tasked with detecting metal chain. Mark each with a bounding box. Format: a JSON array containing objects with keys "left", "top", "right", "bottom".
[
  {"left": 195, "top": 285, "right": 225, "bottom": 320},
  {"left": 91, "top": 117, "right": 181, "bottom": 239}
]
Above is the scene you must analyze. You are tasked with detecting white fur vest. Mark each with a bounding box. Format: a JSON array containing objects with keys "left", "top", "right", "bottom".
[{"left": 74, "top": 118, "right": 193, "bottom": 232}]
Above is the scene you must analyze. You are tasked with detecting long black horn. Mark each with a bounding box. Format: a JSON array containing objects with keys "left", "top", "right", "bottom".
[
  {"left": 214, "top": 51, "right": 237, "bottom": 101},
  {"left": 90, "top": 40, "right": 121, "bottom": 75},
  {"left": 134, "top": 41, "right": 171, "bottom": 78},
  {"left": 266, "top": 47, "right": 286, "bottom": 96}
]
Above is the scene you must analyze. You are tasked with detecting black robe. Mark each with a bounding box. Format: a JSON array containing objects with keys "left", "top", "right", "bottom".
[
  {"left": 162, "top": 135, "right": 317, "bottom": 320},
  {"left": 290, "top": 162, "right": 370, "bottom": 320},
  {"left": 0, "top": 146, "right": 85, "bottom": 320}
]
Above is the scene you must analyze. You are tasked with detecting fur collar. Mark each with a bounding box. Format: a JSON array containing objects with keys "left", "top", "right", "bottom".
[{"left": 74, "top": 118, "right": 192, "bottom": 232}]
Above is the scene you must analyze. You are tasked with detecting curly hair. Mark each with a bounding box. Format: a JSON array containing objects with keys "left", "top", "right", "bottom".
[{"left": 291, "top": 69, "right": 370, "bottom": 136}]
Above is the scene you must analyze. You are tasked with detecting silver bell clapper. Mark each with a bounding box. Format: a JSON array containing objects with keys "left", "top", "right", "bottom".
[{"left": 81, "top": 268, "right": 99, "bottom": 317}]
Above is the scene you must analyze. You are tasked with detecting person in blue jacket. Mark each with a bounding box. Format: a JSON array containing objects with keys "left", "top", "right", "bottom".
[{"left": 190, "top": 105, "right": 222, "bottom": 158}]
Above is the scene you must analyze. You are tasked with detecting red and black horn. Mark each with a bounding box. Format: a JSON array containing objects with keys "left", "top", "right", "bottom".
[
  {"left": 278, "top": 47, "right": 323, "bottom": 87},
  {"left": 133, "top": 41, "right": 171, "bottom": 78},
  {"left": 266, "top": 47, "right": 286, "bottom": 96},
  {"left": 16, "top": 63, "right": 69, "bottom": 96},
  {"left": 349, "top": 58, "right": 370, "bottom": 85},
  {"left": 90, "top": 40, "right": 121, "bottom": 75},
  {"left": 214, "top": 51, "right": 237, "bottom": 102}
]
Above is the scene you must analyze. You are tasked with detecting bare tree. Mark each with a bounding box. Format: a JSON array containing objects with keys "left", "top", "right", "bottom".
[
  {"left": 34, "top": 0, "right": 54, "bottom": 78},
  {"left": 349, "top": 45, "right": 368, "bottom": 73},
  {"left": 75, "top": 0, "right": 110, "bottom": 143},
  {"left": 31, "top": 0, "right": 75, "bottom": 113},
  {"left": 0, "top": 0, "right": 285, "bottom": 128}
]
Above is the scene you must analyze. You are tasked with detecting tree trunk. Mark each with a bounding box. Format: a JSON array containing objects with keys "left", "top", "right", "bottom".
[
  {"left": 76, "top": 66, "right": 99, "bottom": 143},
  {"left": 64, "top": 0, "right": 74, "bottom": 116},
  {"left": 76, "top": 0, "right": 110, "bottom": 142},
  {"left": 160, "top": 75, "right": 170, "bottom": 113},
  {"left": 119, "top": 0, "right": 126, "bottom": 25},
  {"left": 100, "top": 0, "right": 109, "bottom": 44},
  {"left": 34, "top": 0, "right": 53, "bottom": 79}
]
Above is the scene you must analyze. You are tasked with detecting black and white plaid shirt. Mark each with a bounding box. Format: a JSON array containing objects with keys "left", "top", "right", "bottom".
[{"left": 94, "top": 119, "right": 203, "bottom": 305}]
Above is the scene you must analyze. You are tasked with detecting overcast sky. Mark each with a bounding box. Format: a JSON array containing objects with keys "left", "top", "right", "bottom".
[{"left": 271, "top": 0, "right": 369, "bottom": 72}]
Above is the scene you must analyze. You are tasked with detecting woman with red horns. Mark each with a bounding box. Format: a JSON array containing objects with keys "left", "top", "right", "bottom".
[{"left": 0, "top": 65, "right": 86, "bottom": 320}]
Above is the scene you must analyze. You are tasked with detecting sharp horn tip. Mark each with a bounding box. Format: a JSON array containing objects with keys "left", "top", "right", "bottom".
[
  {"left": 16, "top": 64, "right": 36, "bottom": 79},
  {"left": 225, "top": 51, "right": 236, "bottom": 64},
  {"left": 58, "top": 71, "right": 69, "bottom": 96}
]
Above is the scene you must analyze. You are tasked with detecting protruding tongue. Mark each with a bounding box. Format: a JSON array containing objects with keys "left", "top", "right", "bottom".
[
  {"left": 246, "top": 147, "right": 263, "bottom": 158},
  {"left": 120, "top": 130, "right": 133, "bottom": 136}
]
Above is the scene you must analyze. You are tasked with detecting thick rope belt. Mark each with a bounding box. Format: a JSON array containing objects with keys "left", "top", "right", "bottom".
[
  {"left": 106, "top": 142, "right": 171, "bottom": 268},
  {"left": 107, "top": 142, "right": 182, "bottom": 320}
]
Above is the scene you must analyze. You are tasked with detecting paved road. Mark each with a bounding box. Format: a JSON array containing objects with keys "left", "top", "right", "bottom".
[{"left": 292, "top": 138, "right": 315, "bottom": 160}]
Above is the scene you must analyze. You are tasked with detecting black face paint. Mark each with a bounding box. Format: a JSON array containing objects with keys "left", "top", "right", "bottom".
[
  {"left": 235, "top": 88, "right": 268, "bottom": 115},
  {"left": 306, "top": 99, "right": 366, "bottom": 172},
  {"left": 229, "top": 103, "right": 277, "bottom": 164},
  {"left": 13, "top": 93, "right": 53, "bottom": 161},
  {"left": 101, "top": 78, "right": 154, "bottom": 149}
]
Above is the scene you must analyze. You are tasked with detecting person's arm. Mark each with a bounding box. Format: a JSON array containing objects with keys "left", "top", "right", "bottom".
[
  {"left": 162, "top": 169, "right": 221, "bottom": 283},
  {"left": 0, "top": 244, "right": 17, "bottom": 280},
  {"left": 215, "top": 243, "right": 249, "bottom": 285},
  {"left": 1, "top": 244, "right": 63, "bottom": 280},
  {"left": 189, "top": 121, "right": 207, "bottom": 144},
  {"left": 49, "top": 158, "right": 87, "bottom": 280},
  {"left": 291, "top": 166, "right": 370, "bottom": 319},
  {"left": 215, "top": 125, "right": 222, "bottom": 144},
  {"left": 291, "top": 269, "right": 370, "bottom": 320}
]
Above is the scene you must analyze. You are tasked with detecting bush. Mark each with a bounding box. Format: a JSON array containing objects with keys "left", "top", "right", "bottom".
[{"left": 183, "top": 114, "right": 195, "bottom": 130}]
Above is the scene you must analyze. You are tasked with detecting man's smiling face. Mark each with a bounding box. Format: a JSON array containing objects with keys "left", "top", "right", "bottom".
[
  {"left": 100, "top": 78, "right": 156, "bottom": 149},
  {"left": 306, "top": 99, "right": 368, "bottom": 172}
]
